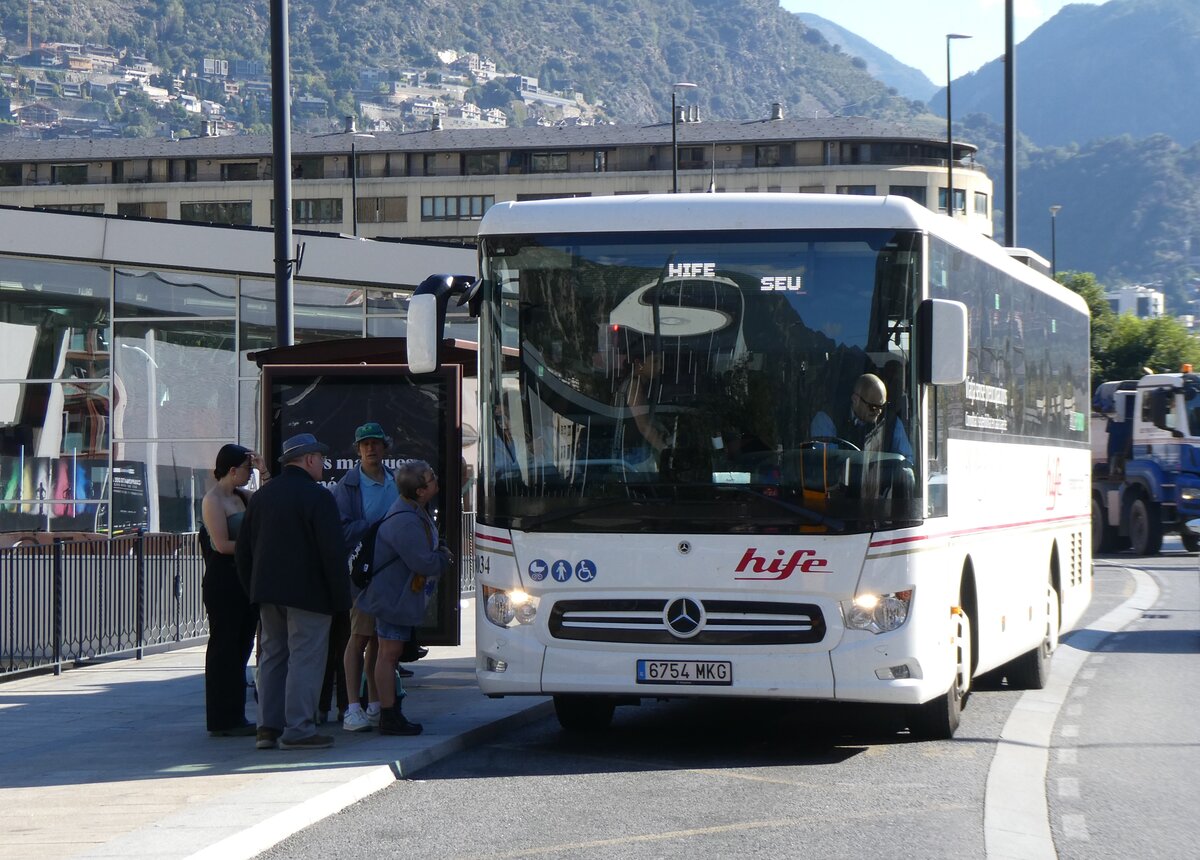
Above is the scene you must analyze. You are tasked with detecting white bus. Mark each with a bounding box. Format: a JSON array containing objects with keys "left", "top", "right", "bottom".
[{"left": 430, "top": 193, "right": 1092, "bottom": 739}]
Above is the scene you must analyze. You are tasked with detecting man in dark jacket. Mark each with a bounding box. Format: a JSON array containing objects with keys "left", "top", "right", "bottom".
[{"left": 236, "top": 433, "right": 351, "bottom": 751}]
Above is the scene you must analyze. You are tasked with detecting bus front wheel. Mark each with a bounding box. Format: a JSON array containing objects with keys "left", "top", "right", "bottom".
[
  {"left": 908, "top": 609, "right": 971, "bottom": 740},
  {"left": 553, "top": 695, "right": 616, "bottom": 732}
]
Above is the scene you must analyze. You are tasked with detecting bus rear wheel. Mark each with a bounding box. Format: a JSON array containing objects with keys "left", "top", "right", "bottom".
[
  {"left": 1005, "top": 582, "right": 1060, "bottom": 690},
  {"left": 553, "top": 694, "right": 616, "bottom": 732},
  {"left": 908, "top": 609, "right": 971, "bottom": 740}
]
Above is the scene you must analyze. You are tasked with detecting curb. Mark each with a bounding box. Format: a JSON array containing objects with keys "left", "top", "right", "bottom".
[{"left": 183, "top": 698, "right": 555, "bottom": 860}]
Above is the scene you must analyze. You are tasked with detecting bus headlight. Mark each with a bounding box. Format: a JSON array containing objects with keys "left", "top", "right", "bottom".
[
  {"left": 483, "top": 585, "right": 539, "bottom": 628},
  {"left": 842, "top": 589, "right": 913, "bottom": 634}
]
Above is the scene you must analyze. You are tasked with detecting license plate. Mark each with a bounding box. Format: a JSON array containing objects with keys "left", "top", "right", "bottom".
[{"left": 636, "top": 659, "right": 732, "bottom": 685}]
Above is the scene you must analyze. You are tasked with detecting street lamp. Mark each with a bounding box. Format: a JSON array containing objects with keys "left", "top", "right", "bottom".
[
  {"left": 946, "top": 33, "right": 972, "bottom": 218},
  {"left": 319, "top": 116, "right": 374, "bottom": 236},
  {"left": 1050, "top": 205, "right": 1062, "bottom": 279},
  {"left": 671, "top": 82, "right": 697, "bottom": 193}
]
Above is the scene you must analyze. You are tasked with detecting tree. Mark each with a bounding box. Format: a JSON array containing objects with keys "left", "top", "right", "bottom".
[
  {"left": 1059, "top": 270, "right": 1115, "bottom": 379},
  {"left": 1099, "top": 313, "right": 1200, "bottom": 383}
]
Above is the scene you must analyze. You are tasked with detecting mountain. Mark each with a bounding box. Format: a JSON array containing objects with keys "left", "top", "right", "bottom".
[
  {"left": 931, "top": 0, "right": 1200, "bottom": 147},
  {"left": 791, "top": 12, "right": 937, "bottom": 103},
  {"left": 0, "top": 0, "right": 927, "bottom": 125}
]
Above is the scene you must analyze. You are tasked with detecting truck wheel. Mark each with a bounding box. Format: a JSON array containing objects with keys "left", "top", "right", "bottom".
[
  {"left": 553, "top": 695, "right": 616, "bottom": 732},
  {"left": 1004, "top": 582, "right": 1059, "bottom": 690},
  {"left": 908, "top": 609, "right": 971, "bottom": 740},
  {"left": 1129, "top": 497, "right": 1163, "bottom": 555},
  {"left": 1092, "top": 496, "right": 1117, "bottom": 553}
]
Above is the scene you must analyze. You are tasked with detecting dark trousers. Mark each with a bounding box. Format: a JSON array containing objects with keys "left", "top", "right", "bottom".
[
  {"left": 202, "top": 562, "right": 259, "bottom": 731},
  {"left": 319, "top": 609, "right": 351, "bottom": 717}
]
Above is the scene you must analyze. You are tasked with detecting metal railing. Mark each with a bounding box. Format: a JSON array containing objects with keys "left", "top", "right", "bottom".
[
  {"left": 1, "top": 532, "right": 207, "bottom": 678},
  {"left": 2, "top": 519, "right": 480, "bottom": 680}
]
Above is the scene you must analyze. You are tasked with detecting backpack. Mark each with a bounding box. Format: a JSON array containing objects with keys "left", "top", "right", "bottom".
[{"left": 348, "top": 511, "right": 402, "bottom": 589}]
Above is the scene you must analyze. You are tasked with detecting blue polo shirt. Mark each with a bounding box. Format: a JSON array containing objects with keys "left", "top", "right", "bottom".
[{"left": 360, "top": 467, "right": 399, "bottom": 524}]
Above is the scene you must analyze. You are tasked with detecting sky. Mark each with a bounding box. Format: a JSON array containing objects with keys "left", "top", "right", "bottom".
[{"left": 779, "top": 0, "right": 1107, "bottom": 83}]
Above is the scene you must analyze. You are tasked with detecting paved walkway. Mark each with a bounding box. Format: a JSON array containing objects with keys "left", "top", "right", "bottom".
[{"left": 0, "top": 602, "right": 551, "bottom": 860}]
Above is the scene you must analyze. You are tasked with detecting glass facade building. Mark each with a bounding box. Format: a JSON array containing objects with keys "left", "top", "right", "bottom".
[{"left": 0, "top": 208, "right": 474, "bottom": 537}]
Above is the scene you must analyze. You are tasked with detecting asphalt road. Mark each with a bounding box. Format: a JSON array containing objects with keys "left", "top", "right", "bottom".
[{"left": 260, "top": 546, "right": 1198, "bottom": 860}]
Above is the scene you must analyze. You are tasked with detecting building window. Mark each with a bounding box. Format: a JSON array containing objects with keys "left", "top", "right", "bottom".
[
  {"left": 220, "top": 162, "right": 259, "bottom": 182},
  {"left": 679, "top": 147, "right": 706, "bottom": 170},
  {"left": 38, "top": 203, "right": 105, "bottom": 214},
  {"left": 0, "top": 163, "right": 21, "bottom": 186},
  {"left": 180, "top": 201, "right": 252, "bottom": 226},
  {"left": 515, "top": 192, "right": 591, "bottom": 201},
  {"left": 889, "top": 185, "right": 927, "bottom": 206},
  {"left": 51, "top": 164, "right": 89, "bottom": 185},
  {"left": 594, "top": 150, "right": 608, "bottom": 172},
  {"left": 464, "top": 152, "right": 500, "bottom": 175},
  {"left": 357, "top": 196, "right": 408, "bottom": 223},
  {"left": 799, "top": 185, "right": 824, "bottom": 193},
  {"left": 529, "top": 152, "right": 568, "bottom": 173},
  {"left": 836, "top": 185, "right": 876, "bottom": 196},
  {"left": 420, "top": 195, "right": 494, "bottom": 221},
  {"left": 292, "top": 198, "right": 343, "bottom": 224},
  {"left": 938, "top": 188, "right": 967, "bottom": 213},
  {"left": 292, "top": 157, "right": 324, "bottom": 179},
  {"left": 755, "top": 145, "right": 781, "bottom": 168},
  {"left": 117, "top": 201, "right": 168, "bottom": 219},
  {"left": 974, "top": 191, "right": 989, "bottom": 216}
]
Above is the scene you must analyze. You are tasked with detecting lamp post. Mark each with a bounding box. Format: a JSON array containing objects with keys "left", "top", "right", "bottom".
[
  {"left": 1050, "top": 204, "right": 1062, "bottom": 279},
  {"left": 946, "top": 33, "right": 972, "bottom": 218},
  {"left": 671, "top": 82, "right": 697, "bottom": 193},
  {"left": 320, "top": 116, "right": 374, "bottom": 236}
]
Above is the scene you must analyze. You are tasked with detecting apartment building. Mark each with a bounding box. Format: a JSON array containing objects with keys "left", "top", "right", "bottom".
[{"left": 0, "top": 112, "right": 993, "bottom": 242}]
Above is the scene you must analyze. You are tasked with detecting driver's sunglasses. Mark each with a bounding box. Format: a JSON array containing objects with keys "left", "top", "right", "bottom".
[{"left": 855, "top": 393, "right": 884, "bottom": 414}]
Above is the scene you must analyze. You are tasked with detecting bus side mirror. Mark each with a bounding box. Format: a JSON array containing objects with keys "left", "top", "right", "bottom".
[
  {"left": 918, "top": 298, "right": 968, "bottom": 385},
  {"left": 407, "top": 292, "right": 439, "bottom": 374},
  {"left": 406, "top": 274, "right": 478, "bottom": 374}
]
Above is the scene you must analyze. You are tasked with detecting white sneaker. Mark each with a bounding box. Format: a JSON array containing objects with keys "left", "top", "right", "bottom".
[
  {"left": 343, "top": 709, "right": 372, "bottom": 732},
  {"left": 367, "top": 707, "right": 381, "bottom": 728}
]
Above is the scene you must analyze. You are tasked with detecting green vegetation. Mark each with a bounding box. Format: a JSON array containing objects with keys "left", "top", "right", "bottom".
[{"left": 1060, "top": 271, "right": 1200, "bottom": 386}]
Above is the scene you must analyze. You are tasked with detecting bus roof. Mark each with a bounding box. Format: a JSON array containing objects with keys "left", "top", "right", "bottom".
[{"left": 477, "top": 193, "right": 1088, "bottom": 316}]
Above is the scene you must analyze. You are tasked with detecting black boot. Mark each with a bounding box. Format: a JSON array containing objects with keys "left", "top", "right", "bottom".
[{"left": 379, "top": 705, "right": 423, "bottom": 736}]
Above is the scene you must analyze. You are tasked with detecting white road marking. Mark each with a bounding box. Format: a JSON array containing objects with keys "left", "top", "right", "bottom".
[
  {"left": 983, "top": 566, "right": 1159, "bottom": 860},
  {"left": 1056, "top": 777, "right": 1080, "bottom": 798},
  {"left": 1061, "top": 813, "right": 1091, "bottom": 841}
]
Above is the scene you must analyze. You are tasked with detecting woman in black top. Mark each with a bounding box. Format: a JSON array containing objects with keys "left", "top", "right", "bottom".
[{"left": 200, "top": 444, "right": 267, "bottom": 736}]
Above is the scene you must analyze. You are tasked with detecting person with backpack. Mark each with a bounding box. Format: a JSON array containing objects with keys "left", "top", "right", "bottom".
[
  {"left": 355, "top": 459, "right": 453, "bottom": 736},
  {"left": 329, "top": 422, "right": 398, "bottom": 733}
]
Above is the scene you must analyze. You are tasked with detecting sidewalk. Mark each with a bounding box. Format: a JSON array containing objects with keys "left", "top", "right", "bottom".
[{"left": 0, "top": 602, "right": 552, "bottom": 860}]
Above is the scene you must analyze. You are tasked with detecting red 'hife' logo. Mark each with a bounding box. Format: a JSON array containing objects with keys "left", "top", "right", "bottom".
[{"left": 734, "top": 548, "right": 830, "bottom": 580}]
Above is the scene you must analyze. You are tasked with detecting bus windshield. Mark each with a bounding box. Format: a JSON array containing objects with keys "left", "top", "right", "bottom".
[{"left": 478, "top": 228, "right": 923, "bottom": 534}]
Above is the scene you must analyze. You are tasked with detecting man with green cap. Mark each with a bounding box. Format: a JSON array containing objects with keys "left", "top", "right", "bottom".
[{"left": 330, "top": 421, "right": 398, "bottom": 731}]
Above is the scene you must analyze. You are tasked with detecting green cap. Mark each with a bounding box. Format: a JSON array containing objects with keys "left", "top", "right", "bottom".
[{"left": 354, "top": 422, "right": 391, "bottom": 446}]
